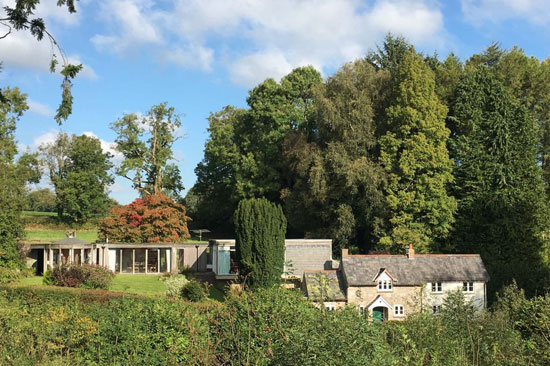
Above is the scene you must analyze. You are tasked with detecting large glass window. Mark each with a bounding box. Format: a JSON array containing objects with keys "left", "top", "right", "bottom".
[
  {"left": 147, "top": 249, "right": 159, "bottom": 273},
  {"left": 135, "top": 249, "right": 146, "bottom": 273},
  {"left": 121, "top": 249, "right": 133, "bottom": 273}
]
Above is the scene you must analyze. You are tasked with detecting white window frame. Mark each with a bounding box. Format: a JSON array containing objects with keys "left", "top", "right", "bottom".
[
  {"left": 394, "top": 304, "right": 405, "bottom": 317},
  {"left": 377, "top": 279, "right": 393, "bottom": 292},
  {"left": 358, "top": 305, "right": 366, "bottom": 316},
  {"left": 431, "top": 282, "right": 442, "bottom": 293},
  {"left": 325, "top": 304, "right": 336, "bottom": 311},
  {"left": 432, "top": 305, "right": 442, "bottom": 314},
  {"left": 463, "top": 281, "right": 474, "bottom": 293}
]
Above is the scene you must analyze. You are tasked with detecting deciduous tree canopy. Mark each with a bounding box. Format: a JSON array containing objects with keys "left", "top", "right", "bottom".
[{"left": 98, "top": 194, "right": 191, "bottom": 243}]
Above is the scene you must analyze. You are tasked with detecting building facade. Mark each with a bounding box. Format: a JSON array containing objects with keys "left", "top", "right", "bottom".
[{"left": 303, "top": 245, "right": 490, "bottom": 321}]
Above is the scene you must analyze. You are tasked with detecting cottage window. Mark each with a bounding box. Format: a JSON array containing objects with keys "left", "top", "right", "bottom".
[
  {"left": 432, "top": 305, "right": 442, "bottom": 314},
  {"left": 431, "top": 282, "right": 442, "bottom": 292},
  {"left": 358, "top": 305, "right": 366, "bottom": 316},
  {"left": 394, "top": 305, "right": 405, "bottom": 317},
  {"left": 378, "top": 280, "right": 392, "bottom": 291},
  {"left": 325, "top": 304, "right": 336, "bottom": 311},
  {"left": 463, "top": 281, "right": 474, "bottom": 292}
]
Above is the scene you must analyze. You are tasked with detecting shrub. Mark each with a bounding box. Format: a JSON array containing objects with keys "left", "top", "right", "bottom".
[
  {"left": 165, "top": 275, "right": 188, "bottom": 298},
  {"left": 180, "top": 279, "right": 208, "bottom": 302},
  {"left": 0, "top": 267, "right": 22, "bottom": 284},
  {"left": 48, "top": 264, "right": 114, "bottom": 290}
]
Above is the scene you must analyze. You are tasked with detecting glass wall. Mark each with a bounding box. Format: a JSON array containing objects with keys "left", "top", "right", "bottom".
[
  {"left": 147, "top": 249, "right": 158, "bottom": 272},
  {"left": 135, "top": 249, "right": 146, "bottom": 273},
  {"left": 121, "top": 249, "right": 133, "bottom": 273}
]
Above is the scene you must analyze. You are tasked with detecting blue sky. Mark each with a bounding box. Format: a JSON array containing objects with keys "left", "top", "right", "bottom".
[{"left": 2, "top": 0, "right": 550, "bottom": 204}]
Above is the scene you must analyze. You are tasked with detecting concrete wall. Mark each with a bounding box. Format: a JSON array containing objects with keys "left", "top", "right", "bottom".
[
  {"left": 181, "top": 244, "right": 209, "bottom": 272},
  {"left": 284, "top": 239, "right": 332, "bottom": 278}
]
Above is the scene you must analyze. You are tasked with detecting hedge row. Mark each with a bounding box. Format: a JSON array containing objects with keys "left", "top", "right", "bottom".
[{"left": 0, "top": 284, "right": 545, "bottom": 365}]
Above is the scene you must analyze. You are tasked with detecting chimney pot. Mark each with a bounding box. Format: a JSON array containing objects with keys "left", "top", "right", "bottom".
[{"left": 407, "top": 244, "right": 415, "bottom": 259}]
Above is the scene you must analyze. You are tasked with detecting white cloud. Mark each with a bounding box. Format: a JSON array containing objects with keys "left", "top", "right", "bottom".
[
  {"left": 81, "top": 131, "right": 124, "bottom": 166},
  {"left": 162, "top": 45, "right": 214, "bottom": 71},
  {"left": 32, "top": 130, "right": 59, "bottom": 149},
  {"left": 28, "top": 100, "right": 54, "bottom": 117},
  {"left": 0, "top": 2, "right": 95, "bottom": 78},
  {"left": 91, "top": 0, "right": 163, "bottom": 53},
  {"left": 92, "top": 0, "right": 446, "bottom": 87},
  {"left": 461, "top": 0, "right": 550, "bottom": 25}
]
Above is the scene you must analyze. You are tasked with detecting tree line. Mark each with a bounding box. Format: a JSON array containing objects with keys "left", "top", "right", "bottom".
[{"left": 190, "top": 36, "right": 550, "bottom": 298}]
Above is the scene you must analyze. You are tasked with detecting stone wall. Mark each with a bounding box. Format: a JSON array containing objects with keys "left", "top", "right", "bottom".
[{"left": 347, "top": 285, "right": 423, "bottom": 321}]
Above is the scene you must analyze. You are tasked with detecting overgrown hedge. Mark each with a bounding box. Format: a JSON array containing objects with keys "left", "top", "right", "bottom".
[{"left": 0, "top": 284, "right": 546, "bottom": 365}]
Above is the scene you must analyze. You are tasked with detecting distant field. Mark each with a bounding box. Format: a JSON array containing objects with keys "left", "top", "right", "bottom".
[
  {"left": 22, "top": 211, "right": 207, "bottom": 244},
  {"left": 22, "top": 211, "right": 57, "bottom": 216},
  {"left": 25, "top": 229, "right": 98, "bottom": 242}
]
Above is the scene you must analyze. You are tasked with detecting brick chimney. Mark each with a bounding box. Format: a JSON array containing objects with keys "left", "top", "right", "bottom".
[
  {"left": 342, "top": 248, "right": 349, "bottom": 258},
  {"left": 407, "top": 244, "right": 415, "bottom": 259}
]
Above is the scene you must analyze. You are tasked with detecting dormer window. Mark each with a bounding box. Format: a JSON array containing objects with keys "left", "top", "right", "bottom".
[
  {"left": 378, "top": 279, "right": 392, "bottom": 291},
  {"left": 373, "top": 268, "right": 396, "bottom": 292}
]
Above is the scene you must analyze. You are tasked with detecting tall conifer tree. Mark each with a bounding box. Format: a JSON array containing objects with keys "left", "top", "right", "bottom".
[
  {"left": 450, "top": 68, "right": 550, "bottom": 297},
  {"left": 379, "top": 50, "right": 456, "bottom": 253},
  {"left": 234, "top": 198, "right": 287, "bottom": 288}
]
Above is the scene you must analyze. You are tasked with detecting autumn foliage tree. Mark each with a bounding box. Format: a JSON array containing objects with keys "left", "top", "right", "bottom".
[{"left": 98, "top": 194, "right": 191, "bottom": 243}]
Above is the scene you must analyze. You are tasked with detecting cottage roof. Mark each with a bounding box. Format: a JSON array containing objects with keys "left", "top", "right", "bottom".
[
  {"left": 342, "top": 254, "right": 489, "bottom": 286},
  {"left": 303, "top": 270, "right": 347, "bottom": 302},
  {"left": 52, "top": 237, "right": 90, "bottom": 245}
]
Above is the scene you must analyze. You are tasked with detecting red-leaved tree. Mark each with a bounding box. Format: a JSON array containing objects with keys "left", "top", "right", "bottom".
[{"left": 98, "top": 194, "right": 191, "bottom": 243}]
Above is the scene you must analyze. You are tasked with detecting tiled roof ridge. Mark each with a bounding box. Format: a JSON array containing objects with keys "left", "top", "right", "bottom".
[
  {"left": 346, "top": 254, "right": 481, "bottom": 258},
  {"left": 303, "top": 269, "right": 338, "bottom": 273}
]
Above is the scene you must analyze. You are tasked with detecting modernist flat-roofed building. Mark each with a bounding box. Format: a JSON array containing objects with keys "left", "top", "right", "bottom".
[
  {"left": 303, "top": 245, "right": 490, "bottom": 321},
  {"left": 25, "top": 236, "right": 210, "bottom": 275}
]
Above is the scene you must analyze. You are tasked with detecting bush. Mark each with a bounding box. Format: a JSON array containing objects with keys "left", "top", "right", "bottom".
[
  {"left": 180, "top": 279, "right": 208, "bottom": 302},
  {"left": 48, "top": 264, "right": 114, "bottom": 290},
  {"left": 165, "top": 275, "right": 188, "bottom": 298},
  {"left": 0, "top": 267, "right": 22, "bottom": 284}
]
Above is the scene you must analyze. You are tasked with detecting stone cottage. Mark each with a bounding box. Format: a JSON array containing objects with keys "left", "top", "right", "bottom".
[{"left": 302, "top": 244, "right": 490, "bottom": 321}]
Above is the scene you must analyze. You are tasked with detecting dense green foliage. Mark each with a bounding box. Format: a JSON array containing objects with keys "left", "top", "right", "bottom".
[
  {"left": 179, "top": 279, "right": 209, "bottom": 302},
  {"left": 450, "top": 68, "right": 550, "bottom": 297},
  {"left": 193, "top": 67, "right": 322, "bottom": 234},
  {"left": 379, "top": 50, "right": 456, "bottom": 253},
  {"left": 0, "top": 284, "right": 546, "bottom": 365},
  {"left": 234, "top": 198, "right": 287, "bottom": 288},
  {"left": 0, "top": 87, "right": 35, "bottom": 269},
  {"left": 111, "top": 103, "right": 184, "bottom": 199},
  {"left": 41, "top": 133, "right": 114, "bottom": 224},
  {"left": 44, "top": 264, "right": 115, "bottom": 290},
  {"left": 193, "top": 35, "right": 550, "bottom": 297},
  {"left": 25, "top": 188, "right": 57, "bottom": 212}
]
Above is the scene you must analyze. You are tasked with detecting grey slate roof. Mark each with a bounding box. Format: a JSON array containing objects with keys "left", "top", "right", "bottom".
[
  {"left": 342, "top": 255, "right": 489, "bottom": 286},
  {"left": 302, "top": 270, "right": 347, "bottom": 301},
  {"left": 52, "top": 237, "right": 90, "bottom": 245}
]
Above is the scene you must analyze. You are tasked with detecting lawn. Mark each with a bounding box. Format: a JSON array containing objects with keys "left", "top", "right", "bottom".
[
  {"left": 109, "top": 274, "right": 168, "bottom": 296},
  {"left": 25, "top": 229, "right": 99, "bottom": 242},
  {"left": 17, "top": 274, "right": 225, "bottom": 300}
]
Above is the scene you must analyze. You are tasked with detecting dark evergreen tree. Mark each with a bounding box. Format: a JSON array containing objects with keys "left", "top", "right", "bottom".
[
  {"left": 234, "top": 198, "right": 287, "bottom": 288},
  {"left": 450, "top": 68, "right": 550, "bottom": 298}
]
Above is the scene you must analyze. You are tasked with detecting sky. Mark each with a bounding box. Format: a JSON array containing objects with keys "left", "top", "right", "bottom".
[{"left": 2, "top": 0, "right": 550, "bottom": 204}]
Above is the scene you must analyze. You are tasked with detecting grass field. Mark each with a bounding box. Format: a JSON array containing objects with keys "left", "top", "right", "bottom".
[
  {"left": 25, "top": 229, "right": 99, "bottom": 242},
  {"left": 22, "top": 211, "right": 57, "bottom": 216},
  {"left": 16, "top": 274, "right": 225, "bottom": 300}
]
